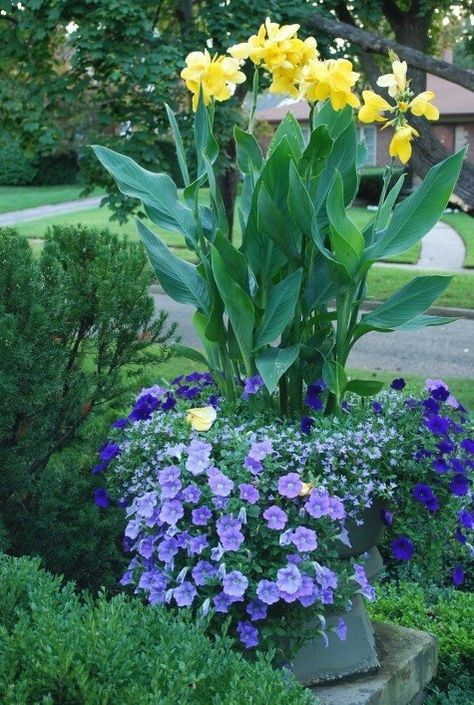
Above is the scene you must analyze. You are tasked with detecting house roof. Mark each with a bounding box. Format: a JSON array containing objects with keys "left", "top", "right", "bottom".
[{"left": 256, "top": 74, "right": 474, "bottom": 123}]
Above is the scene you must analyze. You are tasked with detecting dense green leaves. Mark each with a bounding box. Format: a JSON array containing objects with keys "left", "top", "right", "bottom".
[
  {"left": 256, "top": 345, "right": 300, "bottom": 394},
  {"left": 254, "top": 269, "right": 303, "bottom": 348}
]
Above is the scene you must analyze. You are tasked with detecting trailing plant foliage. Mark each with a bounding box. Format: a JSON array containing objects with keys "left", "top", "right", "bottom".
[
  {"left": 0, "top": 554, "right": 313, "bottom": 705},
  {"left": 0, "top": 226, "right": 176, "bottom": 555},
  {"left": 94, "top": 27, "right": 464, "bottom": 415}
]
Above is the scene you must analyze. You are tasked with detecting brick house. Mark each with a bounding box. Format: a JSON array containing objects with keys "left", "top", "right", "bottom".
[{"left": 255, "top": 74, "right": 473, "bottom": 167}]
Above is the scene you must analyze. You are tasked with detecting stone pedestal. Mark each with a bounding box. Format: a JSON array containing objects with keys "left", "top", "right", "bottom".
[{"left": 311, "top": 622, "right": 438, "bottom": 705}]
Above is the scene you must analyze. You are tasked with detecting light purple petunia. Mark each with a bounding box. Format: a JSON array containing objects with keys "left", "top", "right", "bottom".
[
  {"left": 213, "top": 591, "right": 234, "bottom": 613},
  {"left": 222, "top": 570, "right": 249, "bottom": 597},
  {"left": 158, "top": 465, "right": 180, "bottom": 486},
  {"left": 208, "top": 471, "right": 234, "bottom": 497},
  {"left": 137, "top": 536, "right": 154, "bottom": 559},
  {"left": 277, "top": 564, "right": 303, "bottom": 595},
  {"left": 158, "top": 537, "right": 179, "bottom": 563},
  {"left": 256, "top": 579, "right": 280, "bottom": 605},
  {"left": 248, "top": 439, "right": 273, "bottom": 461},
  {"left": 186, "top": 439, "right": 213, "bottom": 475},
  {"left": 263, "top": 505, "right": 288, "bottom": 530},
  {"left": 187, "top": 535, "right": 208, "bottom": 555},
  {"left": 159, "top": 499, "right": 184, "bottom": 525},
  {"left": 327, "top": 496, "right": 345, "bottom": 520},
  {"left": 182, "top": 484, "right": 202, "bottom": 504},
  {"left": 314, "top": 565, "right": 338, "bottom": 591},
  {"left": 160, "top": 478, "right": 182, "bottom": 499},
  {"left": 244, "top": 456, "right": 263, "bottom": 475},
  {"left": 292, "top": 526, "right": 318, "bottom": 552},
  {"left": 219, "top": 527, "right": 245, "bottom": 551},
  {"left": 135, "top": 491, "right": 157, "bottom": 519},
  {"left": 335, "top": 617, "right": 347, "bottom": 641},
  {"left": 173, "top": 581, "right": 197, "bottom": 607},
  {"left": 242, "top": 374, "right": 264, "bottom": 399},
  {"left": 239, "top": 483, "right": 260, "bottom": 504},
  {"left": 305, "top": 487, "right": 330, "bottom": 518},
  {"left": 278, "top": 472, "right": 303, "bottom": 498}
]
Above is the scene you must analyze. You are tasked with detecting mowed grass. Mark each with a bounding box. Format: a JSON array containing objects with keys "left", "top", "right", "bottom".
[
  {"left": 442, "top": 212, "right": 474, "bottom": 268},
  {"left": 0, "top": 185, "right": 104, "bottom": 213},
  {"left": 367, "top": 266, "right": 474, "bottom": 310}
]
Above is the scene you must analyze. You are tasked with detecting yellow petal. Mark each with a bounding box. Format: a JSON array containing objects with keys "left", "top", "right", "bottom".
[
  {"left": 298, "top": 482, "right": 313, "bottom": 497},
  {"left": 187, "top": 406, "right": 217, "bottom": 432}
]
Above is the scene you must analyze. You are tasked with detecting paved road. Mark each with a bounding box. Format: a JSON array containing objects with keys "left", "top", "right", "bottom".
[
  {"left": 0, "top": 196, "right": 102, "bottom": 226},
  {"left": 153, "top": 293, "right": 474, "bottom": 379}
]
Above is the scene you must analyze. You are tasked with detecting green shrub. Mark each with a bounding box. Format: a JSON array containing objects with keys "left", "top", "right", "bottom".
[
  {"left": 369, "top": 581, "right": 474, "bottom": 696},
  {"left": 33, "top": 151, "right": 79, "bottom": 185},
  {"left": 0, "top": 555, "right": 313, "bottom": 705},
  {"left": 357, "top": 166, "right": 404, "bottom": 204},
  {"left": 0, "top": 134, "right": 37, "bottom": 185},
  {"left": 0, "top": 226, "right": 176, "bottom": 560}
]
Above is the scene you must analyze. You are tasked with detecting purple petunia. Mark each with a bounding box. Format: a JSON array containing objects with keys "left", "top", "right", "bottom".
[
  {"left": 158, "top": 466, "right": 180, "bottom": 486},
  {"left": 256, "top": 579, "right": 280, "bottom": 605},
  {"left": 159, "top": 499, "right": 184, "bottom": 525},
  {"left": 129, "top": 394, "right": 160, "bottom": 421},
  {"left": 263, "top": 505, "right": 288, "bottom": 530},
  {"left": 100, "top": 442, "right": 121, "bottom": 463},
  {"left": 158, "top": 538, "right": 178, "bottom": 563},
  {"left": 292, "top": 526, "right": 318, "bottom": 552},
  {"left": 192, "top": 560, "right": 217, "bottom": 586},
  {"left": 223, "top": 570, "right": 249, "bottom": 597},
  {"left": 278, "top": 472, "right": 302, "bottom": 498},
  {"left": 305, "top": 382, "right": 324, "bottom": 411},
  {"left": 327, "top": 496, "right": 345, "bottom": 520},
  {"left": 192, "top": 505, "right": 212, "bottom": 526},
  {"left": 371, "top": 401, "right": 383, "bottom": 414},
  {"left": 452, "top": 565, "right": 465, "bottom": 587},
  {"left": 425, "top": 415, "right": 450, "bottom": 436},
  {"left": 459, "top": 508, "right": 474, "bottom": 530},
  {"left": 335, "top": 617, "right": 347, "bottom": 642},
  {"left": 391, "top": 378, "right": 406, "bottom": 391},
  {"left": 242, "top": 374, "right": 264, "bottom": 399},
  {"left": 237, "top": 620, "right": 259, "bottom": 648},
  {"left": 432, "top": 457, "right": 449, "bottom": 474},
  {"left": 391, "top": 535, "right": 415, "bottom": 561},
  {"left": 246, "top": 599, "right": 268, "bottom": 621},
  {"left": 461, "top": 438, "right": 474, "bottom": 454},
  {"left": 186, "top": 439, "right": 212, "bottom": 476},
  {"left": 213, "top": 591, "right": 234, "bottom": 613},
  {"left": 208, "top": 471, "right": 234, "bottom": 497},
  {"left": 449, "top": 474, "right": 469, "bottom": 497},
  {"left": 188, "top": 535, "right": 208, "bottom": 555},
  {"left": 239, "top": 483, "right": 260, "bottom": 504},
  {"left": 300, "top": 416, "right": 315, "bottom": 434},
  {"left": 412, "top": 483, "right": 435, "bottom": 506},
  {"left": 94, "top": 487, "right": 110, "bottom": 509},
  {"left": 111, "top": 417, "right": 128, "bottom": 429},
  {"left": 173, "top": 581, "right": 197, "bottom": 607},
  {"left": 277, "top": 564, "right": 302, "bottom": 596},
  {"left": 91, "top": 462, "right": 107, "bottom": 476},
  {"left": 437, "top": 438, "right": 455, "bottom": 455},
  {"left": 181, "top": 484, "right": 202, "bottom": 504}
]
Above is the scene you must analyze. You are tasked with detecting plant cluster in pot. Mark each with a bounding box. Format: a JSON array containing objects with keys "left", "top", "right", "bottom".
[{"left": 92, "top": 18, "right": 472, "bottom": 686}]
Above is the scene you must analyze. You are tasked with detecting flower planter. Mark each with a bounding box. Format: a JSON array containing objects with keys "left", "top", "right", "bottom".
[{"left": 291, "top": 505, "right": 386, "bottom": 686}]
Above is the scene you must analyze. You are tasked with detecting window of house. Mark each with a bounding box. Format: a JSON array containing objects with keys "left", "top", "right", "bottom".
[{"left": 358, "top": 125, "right": 376, "bottom": 166}]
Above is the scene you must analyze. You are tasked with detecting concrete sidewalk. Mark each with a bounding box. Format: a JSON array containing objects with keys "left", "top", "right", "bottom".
[{"left": 0, "top": 196, "right": 102, "bottom": 227}]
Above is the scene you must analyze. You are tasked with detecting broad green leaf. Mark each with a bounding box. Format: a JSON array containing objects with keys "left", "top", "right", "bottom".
[
  {"left": 256, "top": 345, "right": 299, "bottom": 394},
  {"left": 345, "top": 379, "right": 384, "bottom": 397},
  {"left": 136, "top": 220, "right": 210, "bottom": 313},
  {"left": 193, "top": 311, "right": 222, "bottom": 370},
  {"left": 211, "top": 246, "right": 255, "bottom": 362},
  {"left": 395, "top": 314, "right": 455, "bottom": 331},
  {"left": 312, "top": 102, "right": 353, "bottom": 139},
  {"left": 267, "top": 112, "right": 304, "bottom": 160},
  {"left": 361, "top": 275, "right": 452, "bottom": 330},
  {"left": 203, "top": 154, "right": 228, "bottom": 238},
  {"left": 299, "top": 124, "right": 333, "bottom": 180},
  {"left": 327, "top": 171, "right": 364, "bottom": 274},
  {"left": 287, "top": 161, "right": 315, "bottom": 237},
  {"left": 165, "top": 103, "right": 190, "bottom": 187},
  {"left": 254, "top": 269, "right": 303, "bottom": 349},
  {"left": 174, "top": 344, "right": 208, "bottom": 366},
  {"left": 194, "top": 91, "right": 219, "bottom": 177},
  {"left": 257, "top": 186, "right": 300, "bottom": 261},
  {"left": 304, "top": 253, "right": 336, "bottom": 311},
  {"left": 213, "top": 231, "right": 249, "bottom": 292},
  {"left": 312, "top": 116, "right": 358, "bottom": 213},
  {"left": 92, "top": 145, "right": 198, "bottom": 247},
  {"left": 368, "top": 149, "right": 466, "bottom": 259},
  {"left": 323, "top": 360, "right": 347, "bottom": 397},
  {"left": 235, "top": 127, "right": 263, "bottom": 174}
]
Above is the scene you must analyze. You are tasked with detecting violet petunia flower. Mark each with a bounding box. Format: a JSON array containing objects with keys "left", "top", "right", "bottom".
[
  {"left": 246, "top": 599, "right": 268, "bottom": 621},
  {"left": 239, "top": 483, "right": 260, "bottom": 504},
  {"left": 94, "top": 487, "right": 110, "bottom": 509},
  {"left": 223, "top": 570, "right": 249, "bottom": 597},
  {"left": 242, "top": 374, "right": 264, "bottom": 400},
  {"left": 277, "top": 564, "right": 302, "bottom": 595},
  {"left": 256, "top": 579, "right": 280, "bottom": 605},
  {"left": 292, "top": 526, "right": 318, "bottom": 552},
  {"left": 208, "top": 471, "right": 234, "bottom": 497},
  {"left": 173, "top": 581, "right": 197, "bottom": 607},
  {"left": 159, "top": 499, "right": 184, "bottom": 525},
  {"left": 192, "top": 505, "right": 212, "bottom": 526},
  {"left": 278, "top": 472, "right": 302, "bottom": 499},
  {"left": 391, "top": 535, "right": 415, "bottom": 561},
  {"left": 263, "top": 505, "right": 288, "bottom": 530},
  {"left": 237, "top": 620, "right": 259, "bottom": 648}
]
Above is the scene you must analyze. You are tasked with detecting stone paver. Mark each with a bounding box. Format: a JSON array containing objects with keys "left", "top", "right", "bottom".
[
  {"left": 311, "top": 622, "right": 438, "bottom": 705},
  {"left": 0, "top": 196, "right": 102, "bottom": 227}
]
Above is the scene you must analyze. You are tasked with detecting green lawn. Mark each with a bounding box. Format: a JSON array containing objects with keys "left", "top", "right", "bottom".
[
  {"left": 0, "top": 185, "right": 104, "bottom": 213},
  {"left": 367, "top": 266, "right": 474, "bottom": 310},
  {"left": 442, "top": 212, "right": 474, "bottom": 269}
]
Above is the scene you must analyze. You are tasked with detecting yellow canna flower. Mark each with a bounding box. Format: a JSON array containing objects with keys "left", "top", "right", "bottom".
[
  {"left": 300, "top": 58, "right": 360, "bottom": 111},
  {"left": 228, "top": 17, "right": 301, "bottom": 71},
  {"left": 298, "top": 482, "right": 314, "bottom": 497},
  {"left": 181, "top": 50, "right": 246, "bottom": 111},
  {"left": 409, "top": 91, "right": 439, "bottom": 121},
  {"left": 187, "top": 406, "right": 217, "bottom": 432},
  {"left": 376, "top": 59, "right": 407, "bottom": 98},
  {"left": 389, "top": 124, "right": 419, "bottom": 164},
  {"left": 358, "top": 90, "right": 392, "bottom": 123}
]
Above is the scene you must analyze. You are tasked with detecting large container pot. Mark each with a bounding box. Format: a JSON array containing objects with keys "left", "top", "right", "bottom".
[{"left": 291, "top": 499, "right": 386, "bottom": 686}]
